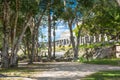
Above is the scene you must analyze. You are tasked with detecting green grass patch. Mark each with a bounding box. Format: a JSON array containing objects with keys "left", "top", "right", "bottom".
[
  {"left": 0, "top": 63, "right": 49, "bottom": 77},
  {"left": 0, "top": 67, "right": 34, "bottom": 73},
  {"left": 82, "top": 70, "right": 120, "bottom": 80},
  {"left": 83, "top": 58, "right": 120, "bottom": 66},
  {"left": 55, "top": 45, "right": 72, "bottom": 51},
  {"left": 0, "top": 67, "right": 36, "bottom": 77}
]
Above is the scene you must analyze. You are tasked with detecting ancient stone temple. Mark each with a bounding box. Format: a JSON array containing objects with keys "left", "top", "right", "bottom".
[{"left": 52, "top": 30, "right": 109, "bottom": 47}]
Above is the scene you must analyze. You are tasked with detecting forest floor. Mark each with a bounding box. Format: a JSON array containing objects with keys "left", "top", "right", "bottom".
[{"left": 0, "top": 62, "right": 120, "bottom": 80}]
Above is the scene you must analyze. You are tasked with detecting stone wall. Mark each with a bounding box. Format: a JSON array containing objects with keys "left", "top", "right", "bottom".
[{"left": 64, "top": 46, "right": 115, "bottom": 59}]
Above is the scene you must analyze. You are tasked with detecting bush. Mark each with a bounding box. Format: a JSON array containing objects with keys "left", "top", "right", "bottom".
[{"left": 78, "top": 57, "right": 87, "bottom": 62}]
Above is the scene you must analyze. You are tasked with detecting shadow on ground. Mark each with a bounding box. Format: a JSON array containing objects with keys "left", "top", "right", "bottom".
[{"left": 0, "top": 62, "right": 120, "bottom": 80}]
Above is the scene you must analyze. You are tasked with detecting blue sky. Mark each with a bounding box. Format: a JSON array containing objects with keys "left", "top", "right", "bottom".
[
  {"left": 39, "top": 21, "right": 70, "bottom": 42},
  {"left": 39, "top": 20, "right": 76, "bottom": 42},
  {"left": 39, "top": 0, "right": 77, "bottom": 42}
]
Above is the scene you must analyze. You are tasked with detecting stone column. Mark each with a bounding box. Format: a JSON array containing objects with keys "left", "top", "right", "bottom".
[
  {"left": 63, "top": 39, "right": 66, "bottom": 45},
  {"left": 104, "top": 34, "right": 108, "bottom": 41},
  {"left": 93, "top": 36, "right": 96, "bottom": 43},
  {"left": 86, "top": 35, "right": 89, "bottom": 43},
  {"left": 79, "top": 36, "right": 81, "bottom": 45},
  {"left": 99, "top": 34, "right": 102, "bottom": 42},
  {"left": 84, "top": 36, "right": 86, "bottom": 44},
  {"left": 81, "top": 37, "right": 84, "bottom": 44},
  {"left": 88, "top": 35, "right": 91, "bottom": 43},
  {"left": 58, "top": 40, "right": 60, "bottom": 46}
]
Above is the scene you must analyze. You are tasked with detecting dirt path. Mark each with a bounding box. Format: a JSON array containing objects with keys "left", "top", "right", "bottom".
[
  {"left": 31, "top": 62, "right": 120, "bottom": 80},
  {"left": 0, "top": 62, "right": 120, "bottom": 80}
]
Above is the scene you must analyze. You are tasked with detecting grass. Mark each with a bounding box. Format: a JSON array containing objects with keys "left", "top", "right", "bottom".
[
  {"left": 79, "top": 58, "right": 120, "bottom": 80},
  {"left": 0, "top": 63, "right": 50, "bottom": 78},
  {"left": 81, "top": 70, "right": 120, "bottom": 80},
  {"left": 55, "top": 45, "right": 72, "bottom": 51},
  {"left": 83, "top": 58, "right": 120, "bottom": 66},
  {"left": 0, "top": 67, "right": 36, "bottom": 77}
]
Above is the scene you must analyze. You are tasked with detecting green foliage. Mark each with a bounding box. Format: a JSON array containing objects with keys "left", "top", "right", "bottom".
[
  {"left": 84, "top": 0, "right": 120, "bottom": 39},
  {"left": 52, "top": 0, "right": 64, "bottom": 20},
  {"left": 20, "top": 0, "right": 39, "bottom": 15},
  {"left": 55, "top": 45, "right": 72, "bottom": 52},
  {"left": 18, "top": 54, "right": 27, "bottom": 61},
  {"left": 0, "top": 63, "right": 44, "bottom": 77},
  {"left": 73, "top": 24, "right": 82, "bottom": 37},
  {"left": 0, "top": 22, "right": 3, "bottom": 49},
  {"left": 78, "top": 57, "right": 87, "bottom": 62},
  {"left": 83, "top": 58, "right": 120, "bottom": 66},
  {"left": 82, "top": 70, "right": 120, "bottom": 80}
]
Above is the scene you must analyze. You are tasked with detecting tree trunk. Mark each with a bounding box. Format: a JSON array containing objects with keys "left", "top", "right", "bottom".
[
  {"left": 53, "top": 22, "right": 56, "bottom": 59},
  {"left": 48, "top": 8, "right": 52, "bottom": 59},
  {"left": 9, "top": 0, "right": 19, "bottom": 68},
  {"left": 10, "top": 17, "right": 32, "bottom": 67},
  {"left": 75, "top": 22, "right": 84, "bottom": 59},
  {"left": 68, "top": 21, "right": 77, "bottom": 59},
  {"left": 21, "top": 38, "right": 27, "bottom": 55},
  {"left": 28, "top": 9, "right": 46, "bottom": 63},
  {"left": 116, "top": 0, "right": 120, "bottom": 6},
  {"left": 35, "top": 26, "right": 39, "bottom": 61},
  {"left": 26, "top": 40, "right": 31, "bottom": 62},
  {"left": 12, "top": 0, "right": 19, "bottom": 46},
  {"left": 1, "top": 0, "right": 10, "bottom": 68},
  {"left": 30, "top": 29, "right": 35, "bottom": 64},
  {"left": 1, "top": 30, "right": 9, "bottom": 68}
]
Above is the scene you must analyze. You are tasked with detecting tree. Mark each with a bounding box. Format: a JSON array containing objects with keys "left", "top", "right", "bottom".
[
  {"left": 1, "top": 0, "right": 10, "bottom": 68},
  {"left": 84, "top": 0, "right": 120, "bottom": 41},
  {"left": 116, "top": 0, "right": 120, "bottom": 6},
  {"left": 51, "top": 0, "right": 64, "bottom": 59},
  {"left": 9, "top": 0, "right": 40, "bottom": 67},
  {"left": 39, "top": 0, "right": 53, "bottom": 59},
  {"left": 0, "top": 0, "right": 41, "bottom": 68},
  {"left": 60, "top": 0, "right": 79, "bottom": 59},
  {"left": 59, "top": 0, "right": 95, "bottom": 59},
  {"left": 48, "top": 3, "right": 52, "bottom": 59}
]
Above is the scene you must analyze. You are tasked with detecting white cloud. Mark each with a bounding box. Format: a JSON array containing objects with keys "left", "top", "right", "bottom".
[{"left": 39, "top": 21, "right": 73, "bottom": 42}]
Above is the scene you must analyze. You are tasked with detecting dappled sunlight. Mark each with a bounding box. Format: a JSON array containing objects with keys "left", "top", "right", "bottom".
[
  {"left": 0, "top": 62, "right": 120, "bottom": 80},
  {"left": 27, "top": 62, "right": 120, "bottom": 80},
  {"left": 0, "top": 0, "right": 120, "bottom": 80},
  {"left": 82, "top": 70, "right": 120, "bottom": 80},
  {"left": 33, "top": 71, "right": 95, "bottom": 77}
]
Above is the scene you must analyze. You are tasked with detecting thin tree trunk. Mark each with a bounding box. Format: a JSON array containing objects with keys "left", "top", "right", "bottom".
[
  {"left": 26, "top": 40, "right": 31, "bottom": 62},
  {"left": 35, "top": 27, "right": 39, "bottom": 61},
  {"left": 75, "top": 22, "right": 84, "bottom": 59},
  {"left": 28, "top": 9, "right": 46, "bottom": 63},
  {"left": 48, "top": 8, "right": 52, "bottom": 59},
  {"left": 53, "top": 22, "right": 56, "bottom": 59},
  {"left": 10, "top": 17, "right": 32, "bottom": 67},
  {"left": 30, "top": 26, "right": 35, "bottom": 64},
  {"left": 9, "top": 0, "right": 19, "bottom": 67},
  {"left": 12, "top": 0, "right": 19, "bottom": 46},
  {"left": 68, "top": 21, "right": 77, "bottom": 59}
]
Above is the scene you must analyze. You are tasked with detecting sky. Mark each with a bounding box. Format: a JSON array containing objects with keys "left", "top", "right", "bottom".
[
  {"left": 39, "top": 21, "right": 71, "bottom": 42},
  {"left": 39, "top": 0, "right": 77, "bottom": 42}
]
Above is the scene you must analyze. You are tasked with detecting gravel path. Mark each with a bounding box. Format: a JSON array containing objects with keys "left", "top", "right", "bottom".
[
  {"left": 31, "top": 62, "right": 120, "bottom": 80},
  {"left": 0, "top": 62, "right": 120, "bottom": 80}
]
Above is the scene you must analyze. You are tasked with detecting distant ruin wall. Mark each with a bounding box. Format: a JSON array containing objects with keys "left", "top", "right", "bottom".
[{"left": 64, "top": 46, "right": 116, "bottom": 59}]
